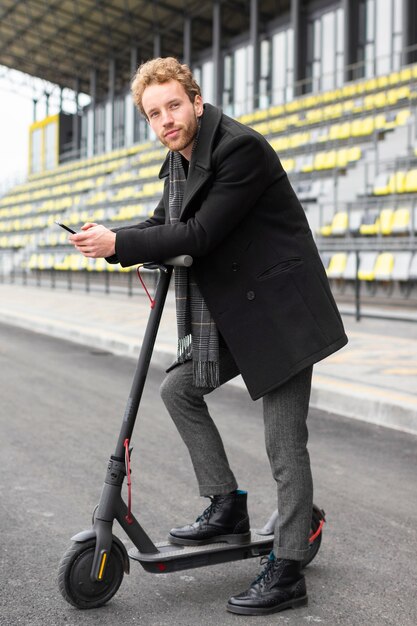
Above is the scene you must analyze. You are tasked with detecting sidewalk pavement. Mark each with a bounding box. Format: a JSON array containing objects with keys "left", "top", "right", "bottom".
[{"left": 1, "top": 282, "right": 417, "bottom": 436}]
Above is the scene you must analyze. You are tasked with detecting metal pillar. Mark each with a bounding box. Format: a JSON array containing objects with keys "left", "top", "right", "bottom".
[
  {"left": 87, "top": 69, "right": 96, "bottom": 158},
  {"left": 73, "top": 78, "right": 80, "bottom": 156},
  {"left": 342, "top": 0, "right": 359, "bottom": 81},
  {"left": 154, "top": 32, "right": 161, "bottom": 58},
  {"left": 291, "top": 0, "right": 303, "bottom": 95},
  {"left": 212, "top": 1, "right": 221, "bottom": 106},
  {"left": 125, "top": 47, "right": 138, "bottom": 147},
  {"left": 106, "top": 59, "right": 115, "bottom": 153},
  {"left": 183, "top": 16, "right": 192, "bottom": 66},
  {"left": 403, "top": 0, "right": 417, "bottom": 64},
  {"left": 250, "top": 0, "right": 259, "bottom": 111}
]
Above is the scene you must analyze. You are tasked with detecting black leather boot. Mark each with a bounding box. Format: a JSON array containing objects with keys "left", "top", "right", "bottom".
[
  {"left": 169, "top": 490, "right": 250, "bottom": 545},
  {"left": 227, "top": 554, "right": 308, "bottom": 615}
]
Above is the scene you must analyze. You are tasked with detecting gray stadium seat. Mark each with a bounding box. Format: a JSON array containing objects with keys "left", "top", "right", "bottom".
[
  {"left": 348, "top": 211, "right": 364, "bottom": 235},
  {"left": 392, "top": 252, "right": 413, "bottom": 281},
  {"left": 343, "top": 251, "right": 358, "bottom": 280},
  {"left": 409, "top": 252, "right": 417, "bottom": 280}
]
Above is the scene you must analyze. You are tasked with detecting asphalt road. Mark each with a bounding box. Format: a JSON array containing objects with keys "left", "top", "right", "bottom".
[{"left": 0, "top": 322, "right": 416, "bottom": 626}]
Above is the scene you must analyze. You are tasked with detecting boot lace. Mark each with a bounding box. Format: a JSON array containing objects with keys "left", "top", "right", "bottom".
[
  {"left": 253, "top": 554, "right": 276, "bottom": 585},
  {"left": 195, "top": 496, "right": 219, "bottom": 524}
]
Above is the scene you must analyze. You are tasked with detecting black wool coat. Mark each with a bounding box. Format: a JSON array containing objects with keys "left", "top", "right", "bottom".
[{"left": 111, "top": 103, "right": 348, "bottom": 400}]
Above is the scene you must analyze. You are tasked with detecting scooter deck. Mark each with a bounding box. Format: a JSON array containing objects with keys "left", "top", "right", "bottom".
[{"left": 129, "top": 530, "right": 274, "bottom": 573}]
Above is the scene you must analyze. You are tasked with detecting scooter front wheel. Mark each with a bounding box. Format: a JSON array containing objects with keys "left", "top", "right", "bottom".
[{"left": 58, "top": 538, "right": 124, "bottom": 609}]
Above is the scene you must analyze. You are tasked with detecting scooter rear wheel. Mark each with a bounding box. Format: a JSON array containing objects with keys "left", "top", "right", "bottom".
[
  {"left": 301, "top": 505, "right": 325, "bottom": 569},
  {"left": 58, "top": 538, "right": 124, "bottom": 609}
]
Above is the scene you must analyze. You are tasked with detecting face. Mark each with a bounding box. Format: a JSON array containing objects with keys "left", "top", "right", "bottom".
[{"left": 142, "top": 80, "right": 203, "bottom": 160}]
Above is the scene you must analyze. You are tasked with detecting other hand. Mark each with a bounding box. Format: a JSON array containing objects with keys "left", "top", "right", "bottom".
[{"left": 69, "top": 223, "right": 116, "bottom": 258}]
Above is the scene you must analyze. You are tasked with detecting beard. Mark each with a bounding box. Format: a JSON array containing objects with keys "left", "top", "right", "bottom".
[{"left": 159, "top": 113, "right": 199, "bottom": 154}]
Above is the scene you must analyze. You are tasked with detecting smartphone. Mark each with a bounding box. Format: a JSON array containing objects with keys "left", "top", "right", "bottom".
[{"left": 55, "top": 221, "right": 77, "bottom": 234}]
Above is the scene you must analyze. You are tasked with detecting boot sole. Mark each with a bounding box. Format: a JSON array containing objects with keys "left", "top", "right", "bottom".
[
  {"left": 168, "top": 531, "right": 251, "bottom": 546},
  {"left": 226, "top": 595, "right": 308, "bottom": 615}
]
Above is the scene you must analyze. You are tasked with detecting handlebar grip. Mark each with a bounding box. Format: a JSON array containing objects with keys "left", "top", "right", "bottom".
[{"left": 163, "top": 255, "right": 193, "bottom": 267}]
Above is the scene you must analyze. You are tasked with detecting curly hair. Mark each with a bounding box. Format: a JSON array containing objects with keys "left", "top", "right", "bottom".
[{"left": 131, "top": 57, "right": 201, "bottom": 117}]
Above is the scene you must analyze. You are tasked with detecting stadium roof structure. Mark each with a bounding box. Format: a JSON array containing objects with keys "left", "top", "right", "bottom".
[{"left": 0, "top": 0, "right": 290, "bottom": 100}]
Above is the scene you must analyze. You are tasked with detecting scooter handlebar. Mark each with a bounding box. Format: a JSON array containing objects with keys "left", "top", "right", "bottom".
[{"left": 163, "top": 255, "right": 193, "bottom": 267}]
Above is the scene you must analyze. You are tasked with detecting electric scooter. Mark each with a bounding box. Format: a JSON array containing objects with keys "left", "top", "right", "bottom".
[{"left": 58, "top": 255, "right": 326, "bottom": 609}]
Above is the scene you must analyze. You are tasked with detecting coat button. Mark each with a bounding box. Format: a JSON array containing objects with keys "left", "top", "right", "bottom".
[
  {"left": 231, "top": 262, "right": 239, "bottom": 272},
  {"left": 246, "top": 290, "right": 255, "bottom": 300}
]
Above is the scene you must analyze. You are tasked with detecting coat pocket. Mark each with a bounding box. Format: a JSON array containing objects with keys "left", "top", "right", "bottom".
[{"left": 256, "top": 257, "right": 303, "bottom": 281}]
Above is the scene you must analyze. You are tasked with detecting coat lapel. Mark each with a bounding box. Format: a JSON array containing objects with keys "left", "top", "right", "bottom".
[
  {"left": 158, "top": 103, "right": 223, "bottom": 221},
  {"left": 181, "top": 104, "right": 222, "bottom": 218}
]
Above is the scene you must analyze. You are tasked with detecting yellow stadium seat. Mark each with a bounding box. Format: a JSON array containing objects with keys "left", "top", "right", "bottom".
[
  {"left": 281, "top": 158, "right": 295, "bottom": 172},
  {"left": 374, "top": 252, "right": 394, "bottom": 280},
  {"left": 336, "top": 148, "right": 349, "bottom": 168},
  {"left": 373, "top": 173, "right": 391, "bottom": 195},
  {"left": 326, "top": 253, "right": 347, "bottom": 279},
  {"left": 361, "top": 116, "right": 375, "bottom": 135},
  {"left": 391, "top": 171, "right": 406, "bottom": 194},
  {"left": 28, "top": 254, "right": 38, "bottom": 269},
  {"left": 314, "top": 152, "right": 327, "bottom": 170},
  {"left": 89, "top": 258, "right": 107, "bottom": 272},
  {"left": 396, "top": 109, "right": 410, "bottom": 126},
  {"left": 365, "top": 78, "right": 378, "bottom": 92},
  {"left": 374, "top": 114, "right": 387, "bottom": 129},
  {"left": 331, "top": 211, "right": 349, "bottom": 235},
  {"left": 350, "top": 119, "right": 363, "bottom": 136},
  {"left": 377, "top": 75, "right": 389, "bottom": 89},
  {"left": 379, "top": 208, "right": 395, "bottom": 235},
  {"left": 323, "top": 150, "right": 337, "bottom": 169},
  {"left": 319, "top": 211, "right": 348, "bottom": 236},
  {"left": 391, "top": 207, "right": 411, "bottom": 234},
  {"left": 388, "top": 71, "right": 401, "bottom": 85},
  {"left": 319, "top": 222, "right": 332, "bottom": 237},
  {"left": 360, "top": 211, "right": 380, "bottom": 235},
  {"left": 374, "top": 92, "right": 387, "bottom": 108},
  {"left": 347, "top": 146, "right": 361, "bottom": 163},
  {"left": 404, "top": 169, "right": 417, "bottom": 193}
]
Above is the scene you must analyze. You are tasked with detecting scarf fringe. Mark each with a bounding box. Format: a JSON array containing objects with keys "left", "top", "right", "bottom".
[
  {"left": 177, "top": 334, "right": 192, "bottom": 363},
  {"left": 193, "top": 360, "right": 220, "bottom": 389}
]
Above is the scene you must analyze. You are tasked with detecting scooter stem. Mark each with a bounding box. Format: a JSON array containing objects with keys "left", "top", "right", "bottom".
[{"left": 114, "top": 265, "right": 173, "bottom": 458}]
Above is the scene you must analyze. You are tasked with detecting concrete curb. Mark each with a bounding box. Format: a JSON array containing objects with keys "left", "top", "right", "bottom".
[{"left": 1, "top": 305, "right": 417, "bottom": 436}]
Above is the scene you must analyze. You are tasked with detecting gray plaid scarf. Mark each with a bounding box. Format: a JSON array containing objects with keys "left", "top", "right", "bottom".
[{"left": 168, "top": 149, "right": 220, "bottom": 388}]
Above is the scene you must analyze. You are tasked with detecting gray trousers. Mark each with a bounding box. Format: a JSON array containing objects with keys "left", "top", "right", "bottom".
[{"left": 160, "top": 349, "right": 313, "bottom": 561}]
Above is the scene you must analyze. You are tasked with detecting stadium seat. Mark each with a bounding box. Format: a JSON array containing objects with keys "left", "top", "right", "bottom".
[
  {"left": 326, "top": 253, "right": 347, "bottom": 279},
  {"left": 358, "top": 251, "right": 378, "bottom": 281},
  {"left": 409, "top": 252, "right": 417, "bottom": 280},
  {"left": 373, "top": 172, "right": 391, "bottom": 195},
  {"left": 343, "top": 252, "right": 358, "bottom": 281},
  {"left": 404, "top": 169, "right": 417, "bottom": 193},
  {"left": 379, "top": 208, "right": 395, "bottom": 235},
  {"left": 374, "top": 252, "right": 394, "bottom": 280},
  {"left": 348, "top": 211, "right": 364, "bottom": 235},
  {"left": 391, "top": 207, "right": 411, "bottom": 234},
  {"left": 319, "top": 211, "right": 348, "bottom": 236},
  {"left": 392, "top": 252, "right": 413, "bottom": 281},
  {"left": 359, "top": 210, "right": 380, "bottom": 235}
]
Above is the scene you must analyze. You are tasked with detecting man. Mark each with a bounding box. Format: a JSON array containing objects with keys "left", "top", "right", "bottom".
[{"left": 70, "top": 57, "right": 347, "bottom": 615}]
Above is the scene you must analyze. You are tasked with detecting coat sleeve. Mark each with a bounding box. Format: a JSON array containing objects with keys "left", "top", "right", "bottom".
[
  {"left": 106, "top": 194, "right": 166, "bottom": 264},
  {"left": 114, "top": 134, "right": 272, "bottom": 267}
]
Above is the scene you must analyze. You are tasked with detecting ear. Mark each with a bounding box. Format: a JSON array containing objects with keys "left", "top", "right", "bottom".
[{"left": 194, "top": 94, "right": 204, "bottom": 118}]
